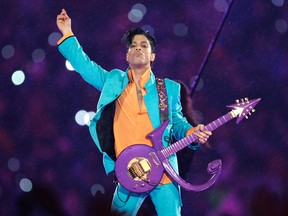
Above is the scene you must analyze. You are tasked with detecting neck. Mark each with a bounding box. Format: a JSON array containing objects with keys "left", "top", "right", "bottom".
[{"left": 130, "top": 66, "right": 150, "bottom": 82}]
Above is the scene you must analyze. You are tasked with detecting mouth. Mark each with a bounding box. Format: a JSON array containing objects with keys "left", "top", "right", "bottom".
[{"left": 135, "top": 52, "right": 144, "bottom": 58}]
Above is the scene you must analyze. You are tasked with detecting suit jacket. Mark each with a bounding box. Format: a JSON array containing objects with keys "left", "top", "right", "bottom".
[{"left": 58, "top": 36, "right": 193, "bottom": 175}]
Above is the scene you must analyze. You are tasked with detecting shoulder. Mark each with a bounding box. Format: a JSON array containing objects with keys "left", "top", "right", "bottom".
[
  {"left": 110, "top": 68, "right": 126, "bottom": 74},
  {"left": 163, "top": 78, "right": 180, "bottom": 90},
  {"left": 108, "top": 68, "right": 127, "bottom": 79}
]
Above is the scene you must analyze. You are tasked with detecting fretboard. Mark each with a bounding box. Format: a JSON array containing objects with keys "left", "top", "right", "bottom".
[{"left": 160, "top": 112, "right": 233, "bottom": 158}]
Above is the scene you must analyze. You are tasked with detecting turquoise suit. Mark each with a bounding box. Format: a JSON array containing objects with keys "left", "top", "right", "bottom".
[{"left": 58, "top": 36, "right": 198, "bottom": 215}]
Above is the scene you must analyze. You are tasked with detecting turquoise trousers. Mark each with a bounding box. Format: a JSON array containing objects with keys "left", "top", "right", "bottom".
[{"left": 111, "top": 183, "right": 181, "bottom": 216}]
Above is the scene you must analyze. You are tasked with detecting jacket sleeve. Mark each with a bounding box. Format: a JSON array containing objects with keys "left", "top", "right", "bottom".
[
  {"left": 58, "top": 36, "right": 109, "bottom": 91},
  {"left": 165, "top": 79, "right": 192, "bottom": 140},
  {"left": 168, "top": 80, "right": 200, "bottom": 150}
]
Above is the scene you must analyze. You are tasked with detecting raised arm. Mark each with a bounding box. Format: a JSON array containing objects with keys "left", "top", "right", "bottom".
[{"left": 56, "top": 9, "right": 110, "bottom": 90}]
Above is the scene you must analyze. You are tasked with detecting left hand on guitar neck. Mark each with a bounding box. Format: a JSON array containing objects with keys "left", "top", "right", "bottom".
[{"left": 193, "top": 124, "right": 212, "bottom": 143}]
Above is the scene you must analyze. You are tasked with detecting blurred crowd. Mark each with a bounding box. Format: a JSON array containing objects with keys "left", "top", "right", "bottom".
[{"left": 0, "top": 0, "right": 287, "bottom": 215}]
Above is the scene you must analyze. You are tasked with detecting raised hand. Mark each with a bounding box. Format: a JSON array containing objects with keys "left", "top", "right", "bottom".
[{"left": 56, "top": 9, "right": 72, "bottom": 36}]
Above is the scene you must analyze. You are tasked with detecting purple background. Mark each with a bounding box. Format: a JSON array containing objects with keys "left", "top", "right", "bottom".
[{"left": 1, "top": 0, "right": 287, "bottom": 215}]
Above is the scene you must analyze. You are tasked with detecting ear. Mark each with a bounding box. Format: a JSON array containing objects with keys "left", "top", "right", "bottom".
[
  {"left": 126, "top": 52, "right": 129, "bottom": 62},
  {"left": 150, "top": 53, "right": 156, "bottom": 62}
]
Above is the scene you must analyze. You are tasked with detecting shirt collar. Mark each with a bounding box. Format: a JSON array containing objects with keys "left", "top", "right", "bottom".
[{"left": 128, "top": 68, "right": 151, "bottom": 88}]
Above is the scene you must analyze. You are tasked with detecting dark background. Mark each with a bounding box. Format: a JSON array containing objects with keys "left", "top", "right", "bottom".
[{"left": 1, "top": 0, "right": 287, "bottom": 215}]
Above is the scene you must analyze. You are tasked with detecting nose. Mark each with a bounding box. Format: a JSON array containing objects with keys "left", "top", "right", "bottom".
[{"left": 136, "top": 46, "right": 141, "bottom": 51}]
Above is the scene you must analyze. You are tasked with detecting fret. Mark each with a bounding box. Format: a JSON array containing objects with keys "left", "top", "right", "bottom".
[
  {"left": 180, "top": 139, "right": 186, "bottom": 149},
  {"left": 206, "top": 124, "right": 213, "bottom": 131},
  {"left": 163, "top": 149, "right": 168, "bottom": 157},
  {"left": 173, "top": 144, "right": 178, "bottom": 153},
  {"left": 186, "top": 136, "right": 192, "bottom": 144},
  {"left": 176, "top": 141, "right": 181, "bottom": 151},
  {"left": 168, "top": 147, "right": 173, "bottom": 156},
  {"left": 217, "top": 118, "right": 222, "bottom": 125}
]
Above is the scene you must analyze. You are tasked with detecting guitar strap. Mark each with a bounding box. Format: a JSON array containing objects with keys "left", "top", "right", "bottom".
[{"left": 156, "top": 78, "right": 168, "bottom": 123}]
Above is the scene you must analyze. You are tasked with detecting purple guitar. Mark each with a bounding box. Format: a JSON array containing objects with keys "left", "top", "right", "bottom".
[{"left": 115, "top": 97, "right": 261, "bottom": 193}]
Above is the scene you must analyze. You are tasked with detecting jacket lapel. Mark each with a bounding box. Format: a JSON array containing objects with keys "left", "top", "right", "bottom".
[{"left": 144, "top": 73, "right": 161, "bottom": 129}]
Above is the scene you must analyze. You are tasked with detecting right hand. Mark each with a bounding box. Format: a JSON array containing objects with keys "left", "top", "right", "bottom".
[{"left": 56, "top": 9, "right": 72, "bottom": 35}]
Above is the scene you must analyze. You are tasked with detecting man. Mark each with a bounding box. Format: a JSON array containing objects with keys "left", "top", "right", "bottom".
[{"left": 56, "top": 9, "right": 212, "bottom": 216}]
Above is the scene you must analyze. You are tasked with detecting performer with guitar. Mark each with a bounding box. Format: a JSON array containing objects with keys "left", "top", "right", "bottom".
[{"left": 56, "top": 9, "right": 212, "bottom": 216}]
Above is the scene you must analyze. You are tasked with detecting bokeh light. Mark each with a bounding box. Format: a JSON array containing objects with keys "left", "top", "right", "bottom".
[
  {"left": 32, "top": 48, "right": 46, "bottom": 63},
  {"left": 11, "top": 70, "right": 25, "bottom": 86},
  {"left": 1, "top": 44, "right": 15, "bottom": 59},
  {"left": 75, "top": 110, "right": 88, "bottom": 126},
  {"left": 128, "top": 9, "right": 144, "bottom": 23},
  {"left": 275, "top": 19, "right": 288, "bottom": 33},
  {"left": 214, "top": 0, "right": 229, "bottom": 12},
  {"left": 48, "top": 32, "right": 62, "bottom": 46},
  {"left": 19, "top": 178, "right": 33, "bottom": 192},
  {"left": 84, "top": 111, "right": 96, "bottom": 126},
  {"left": 65, "top": 60, "right": 75, "bottom": 71},
  {"left": 132, "top": 3, "right": 147, "bottom": 15},
  {"left": 271, "top": 0, "right": 284, "bottom": 6},
  {"left": 128, "top": 3, "right": 147, "bottom": 23},
  {"left": 173, "top": 23, "right": 188, "bottom": 37},
  {"left": 141, "top": 24, "right": 155, "bottom": 36},
  {"left": 7, "top": 157, "right": 20, "bottom": 172},
  {"left": 90, "top": 184, "right": 105, "bottom": 196}
]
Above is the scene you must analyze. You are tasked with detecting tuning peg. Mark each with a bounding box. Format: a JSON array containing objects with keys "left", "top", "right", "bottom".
[
  {"left": 235, "top": 99, "right": 240, "bottom": 105},
  {"left": 242, "top": 112, "right": 249, "bottom": 119},
  {"left": 248, "top": 106, "right": 256, "bottom": 112},
  {"left": 245, "top": 97, "right": 249, "bottom": 104}
]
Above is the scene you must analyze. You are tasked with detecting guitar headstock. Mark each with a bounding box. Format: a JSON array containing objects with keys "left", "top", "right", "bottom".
[{"left": 227, "top": 97, "right": 261, "bottom": 124}]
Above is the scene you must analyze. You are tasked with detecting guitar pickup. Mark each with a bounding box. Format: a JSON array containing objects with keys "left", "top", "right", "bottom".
[{"left": 139, "top": 159, "right": 150, "bottom": 172}]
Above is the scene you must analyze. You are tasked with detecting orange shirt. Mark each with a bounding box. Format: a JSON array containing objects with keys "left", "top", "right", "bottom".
[{"left": 114, "top": 68, "right": 172, "bottom": 184}]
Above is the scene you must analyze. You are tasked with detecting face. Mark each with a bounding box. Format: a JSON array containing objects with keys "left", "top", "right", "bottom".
[{"left": 126, "top": 34, "right": 155, "bottom": 69}]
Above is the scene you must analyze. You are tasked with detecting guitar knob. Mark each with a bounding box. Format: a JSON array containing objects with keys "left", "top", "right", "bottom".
[{"left": 134, "top": 184, "right": 138, "bottom": 189}]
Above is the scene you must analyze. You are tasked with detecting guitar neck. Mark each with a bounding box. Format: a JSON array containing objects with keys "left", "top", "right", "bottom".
[{"left": 161, "top": 111, "right": 234, "bottom": 158}]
